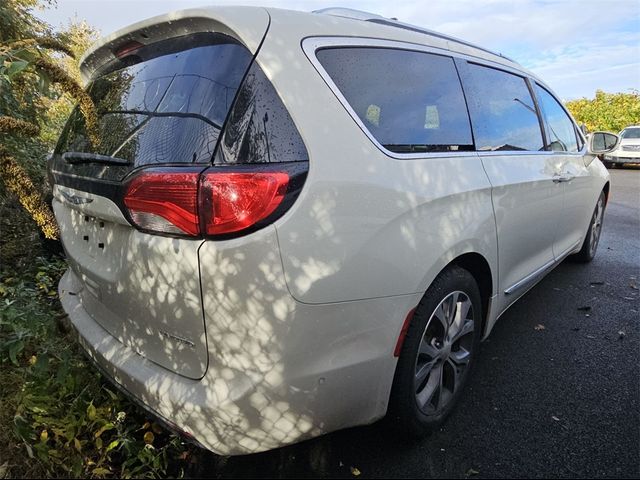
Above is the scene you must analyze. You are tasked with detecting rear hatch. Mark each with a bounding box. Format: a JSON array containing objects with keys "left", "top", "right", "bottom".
[{"left": 50, "top": 17, "right": 266, "bottom": 379}]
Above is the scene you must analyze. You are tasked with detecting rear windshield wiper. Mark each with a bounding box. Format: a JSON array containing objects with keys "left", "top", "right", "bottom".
[{"left": 62, "top": 152, "right": 131, "bottom": 166}]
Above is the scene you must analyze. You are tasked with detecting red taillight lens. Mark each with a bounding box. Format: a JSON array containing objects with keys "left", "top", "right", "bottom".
[
  {"left": 123, "top": 170, "right": 290, "bottom": 237},
  {"left": 124, "top": 172, "right": 200, "bottom": 236},
  {"left": 114, "top": 41, "right": 144, "bottom": 58},
  {"left": 200, "top": 172, "right": 289, "bottom": 235}
]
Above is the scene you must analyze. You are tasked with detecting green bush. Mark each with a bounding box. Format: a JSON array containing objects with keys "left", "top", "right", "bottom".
[
  {"left": 566, "top": 89, "right": 640, "bottom": 133},
  {"left": 0, "top": 257, "right": 197, "bottom": 478}
]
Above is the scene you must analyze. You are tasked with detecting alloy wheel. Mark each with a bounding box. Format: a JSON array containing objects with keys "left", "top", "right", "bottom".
[
  {"left": 414, "top": 291, "right": 475, "bottom": 415},
  {"left": 589, "top": 196, "right": 604, "bottom": 256}
]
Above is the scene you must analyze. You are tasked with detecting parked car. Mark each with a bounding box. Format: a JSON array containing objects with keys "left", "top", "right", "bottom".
[
  {"left": 602, "top": 125, "right": 640, "bottom": 167},
  {"left": 49, "top": 6, "right": 619, "bottom": 455}
]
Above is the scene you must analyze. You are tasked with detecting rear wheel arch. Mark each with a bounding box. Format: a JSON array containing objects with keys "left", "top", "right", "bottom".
[
  {"left": 449, "top": 253, "right": 493, "bottom": 335},
  {"left": 394, "top": 251, "right": 493, "bottom": 364}
]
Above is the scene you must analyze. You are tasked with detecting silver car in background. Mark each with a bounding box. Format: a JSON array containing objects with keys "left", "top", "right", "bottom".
[
  {"left": 50, "top": 6, "right": 619, "bottom": 455},
  {"left": 603, "top": 125, "right": 640, "bottom": 167}
]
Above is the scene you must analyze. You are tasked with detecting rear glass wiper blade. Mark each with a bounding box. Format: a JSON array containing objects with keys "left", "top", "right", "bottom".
[{"left": 62, "top": 152, "right": 131, "bottom": 166}]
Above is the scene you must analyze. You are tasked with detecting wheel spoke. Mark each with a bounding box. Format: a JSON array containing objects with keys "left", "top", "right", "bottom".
[
  {"left": 446, "top": 358, "right": 464, "bottom": 394},
  {"left": 449, "top": 298, "right": 471, "bottom": 340},
  {"left": 416, "top": 362, "right": 442, "bottom": 409},
  {"left": 449, "top": 346, "right": 471, "bottom": 366},
  {"left": 451, "top": 319, "right": 474, "bottom": 343},
  {"left": 432, "top": 304, "right": 448, "bottom": 331},
  {"left": 434, "top": 361, "right": 445, "bottom": 409},
  {"left": 415, "top": 357, "right": 438, "bottom": 389},
  {"left": 419, "top": 340, "right": 440, "bottom": 358},
  {"left": 446, "top": 293, "right": 459, "bottom": 327}
]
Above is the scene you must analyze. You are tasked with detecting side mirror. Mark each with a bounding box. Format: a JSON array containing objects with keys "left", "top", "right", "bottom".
[{"left": 588, "top": 131, "right": 619, "bottom": 155}]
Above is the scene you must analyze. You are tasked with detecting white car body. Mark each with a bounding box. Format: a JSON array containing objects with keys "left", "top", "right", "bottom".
[
  {"left": 604, "top": 125, "right": 640, "bottom": 165},
  {"left": 52, "top": 6, "right": 610, "bottom": 455}
]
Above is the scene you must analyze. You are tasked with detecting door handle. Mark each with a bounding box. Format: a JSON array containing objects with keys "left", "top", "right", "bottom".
[{"left": 553, "top": 173, "right": 574, "bottom": 183}]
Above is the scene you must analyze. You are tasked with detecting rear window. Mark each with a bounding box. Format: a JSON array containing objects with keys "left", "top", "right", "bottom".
[
  {"left": 53, "top": 33, "right": 253, "bottom": 180},
  {"left": 316, "top": 47, "right": 474, "bottom": 154}
]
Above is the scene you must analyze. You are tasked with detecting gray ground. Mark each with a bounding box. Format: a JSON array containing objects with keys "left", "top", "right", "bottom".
[{"left": 199, "top": 168, "right": 640, "bottom": 479}]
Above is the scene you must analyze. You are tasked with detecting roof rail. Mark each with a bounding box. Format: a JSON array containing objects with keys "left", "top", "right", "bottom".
[
  {"left": 313, "top": 8, "right": 516, "bottom": 63},
  {"left": 312, "top": 7, "right": 387, "bottom": 22}
]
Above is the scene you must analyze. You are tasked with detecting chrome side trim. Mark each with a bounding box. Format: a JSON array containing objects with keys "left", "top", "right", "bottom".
[
  {"left": 504, "top": 259, "right": 555, "bottom": 295},
  {"left": 504, "top": 241, "right": 581, "bottom": 295}
]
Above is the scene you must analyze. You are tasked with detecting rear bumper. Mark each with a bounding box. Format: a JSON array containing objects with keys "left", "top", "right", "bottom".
[
  {"left": 60, "top": 267, "right": 419, "bottom": 455},
  {"left": 59, "top": 269, "right": 212, "bottom": 446}
]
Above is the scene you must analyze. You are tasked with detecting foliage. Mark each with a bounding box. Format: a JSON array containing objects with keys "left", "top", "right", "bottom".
[
  {"left": 0, "top": 2, "right": 200, "bottom": 478},
  {"left": 0, "top": 0, "right": 99, "bottom": 243},
  {"left": 565, "top": 89, "right": 640, "bottom": 133},
  {"left": 0, "top": 256, "right": 197, "bottom": 478}
]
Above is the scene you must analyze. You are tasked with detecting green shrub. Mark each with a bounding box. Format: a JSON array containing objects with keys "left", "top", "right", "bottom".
[{"left": 0, "top": 257, "right": 197, "bottom": 478}]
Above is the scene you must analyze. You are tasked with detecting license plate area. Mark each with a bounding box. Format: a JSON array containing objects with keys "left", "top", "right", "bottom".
[{"left": 76, "top": 214, "right": 108, "bottom": 259}]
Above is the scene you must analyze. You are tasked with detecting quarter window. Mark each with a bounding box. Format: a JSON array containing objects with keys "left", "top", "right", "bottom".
[
  {"left": 463, "top": 63, "right": 544, "bottom": 152},
  {"left": 316, "top": 47, "right": 474, "bottom": 154},
  {"left": 534, "top": 84, "right": 579, "bottom": 152}
]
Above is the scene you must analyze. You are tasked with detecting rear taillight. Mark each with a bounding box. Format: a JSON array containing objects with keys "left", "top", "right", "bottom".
[
  {"left": 123, "top": 168, "right": 293, "bottom": 238},
  {"left": 124, "top": 171, "right": 200, "bottom": 236},
  {"left": 199, "top": 172, "right": 289, "bottom": 235}
]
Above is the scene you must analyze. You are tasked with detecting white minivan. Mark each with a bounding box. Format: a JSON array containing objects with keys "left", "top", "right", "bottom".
[{"left": 51, "top": 6, "right": 618, "bottom": 455}]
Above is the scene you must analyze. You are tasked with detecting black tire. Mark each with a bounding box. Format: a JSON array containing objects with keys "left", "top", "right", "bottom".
[
  {"left": 388, "top": 265, "right": 482, "bottom": 436},
  {"left": 572, "top": 191, "right": 606, "bottom": 263}
]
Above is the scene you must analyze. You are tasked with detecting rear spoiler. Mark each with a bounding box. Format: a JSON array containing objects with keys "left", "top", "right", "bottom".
[{"left": 79, "top": 6, "right": 270, "bottom": 85}]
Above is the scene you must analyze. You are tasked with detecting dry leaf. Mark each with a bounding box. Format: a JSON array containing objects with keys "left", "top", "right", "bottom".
[{"left": 143, "top": 431, "right": 155, "bottom": 445}]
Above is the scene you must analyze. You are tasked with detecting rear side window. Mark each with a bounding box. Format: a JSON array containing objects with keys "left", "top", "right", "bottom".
[
  {"left": 215, "top": 61, "right": 309, "bottom": 164},
  {"left": 316, "top": 47, "right": 473, "bottom": 154},
  {"left": 463, "top": 64, "right": 544, "bottom": 152},
  {"left": 53, "top": 33, "right": 253, "bottom": 180},
  {"left": 534, "top": 84, "right": 579, "bottom": 152}
]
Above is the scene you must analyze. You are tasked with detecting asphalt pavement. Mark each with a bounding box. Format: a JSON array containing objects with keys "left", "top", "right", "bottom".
[{"left": 198, "top": 168, "right": 640, "bottom": 479}]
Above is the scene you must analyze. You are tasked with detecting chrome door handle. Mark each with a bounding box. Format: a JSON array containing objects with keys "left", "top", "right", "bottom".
[{"left": 553, "top": 174, "right": 574, "bottom": 183}]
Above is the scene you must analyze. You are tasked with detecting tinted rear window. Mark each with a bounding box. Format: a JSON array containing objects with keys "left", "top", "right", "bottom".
[
  {"left": 53, "top": 33, "right": 253, "bottom": 180},
  {"left": 463, "top": 64, "right": 544, "bottom": 152},
  {"left": 316, "top": 47, "right": 474, "bottom": 154}
]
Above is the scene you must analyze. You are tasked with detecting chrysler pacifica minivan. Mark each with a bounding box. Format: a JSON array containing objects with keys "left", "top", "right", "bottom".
[{"left": 50, "top": 6, "right": 619, "bottom": 454}]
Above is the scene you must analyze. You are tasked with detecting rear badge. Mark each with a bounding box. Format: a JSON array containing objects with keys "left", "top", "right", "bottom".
[
  {"left": 61, "top": 190, "right": 94, "bottom": 205},
  {"left": 159, "top": 330, "right": 195, "bottom": 348}
]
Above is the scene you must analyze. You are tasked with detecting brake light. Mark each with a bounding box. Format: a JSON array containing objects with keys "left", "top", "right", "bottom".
[
  {"left": 123, "top": 169, "right": 290, "bottom": 237},
  {"left": 200, "top": 172, "right": 289, "bottom": 235},
  {"left": 114, "top": 41, "right": 144, "bottom": 59}
]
